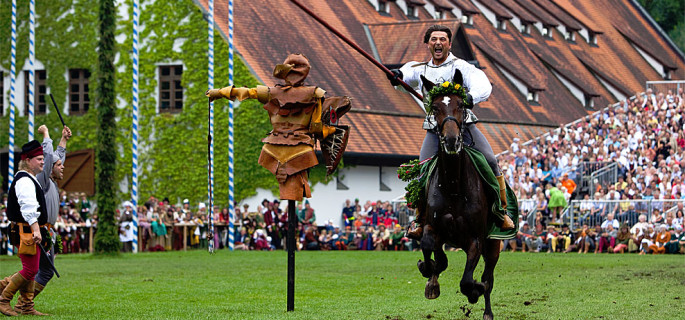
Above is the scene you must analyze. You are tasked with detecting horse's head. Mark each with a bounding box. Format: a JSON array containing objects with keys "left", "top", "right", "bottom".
[{"left": 421, "top": 70, "right": 468, "bottom": 155}]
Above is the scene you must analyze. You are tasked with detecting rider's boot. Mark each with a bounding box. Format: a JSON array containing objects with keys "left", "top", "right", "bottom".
[
  {"left": 496, "top": 175, "right": 515, "bottom": 231},
  {"left": 406, "top": 207, "right": 426, "bottom": 240}
]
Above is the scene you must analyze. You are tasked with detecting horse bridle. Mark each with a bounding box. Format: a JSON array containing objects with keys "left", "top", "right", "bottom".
[{"left": 436, "top": 107, "right": 472, "bottom": 155}]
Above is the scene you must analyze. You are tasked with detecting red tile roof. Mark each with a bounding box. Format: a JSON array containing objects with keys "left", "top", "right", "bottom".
[{"left": 200, "top": 0, "right": 685, "bottom": 158}]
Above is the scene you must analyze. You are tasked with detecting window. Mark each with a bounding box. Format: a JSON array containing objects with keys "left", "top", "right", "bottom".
[
  {"left": 584, "top": 94, "right": 595, "bottom": 109},
  {"left": 435, "top": 10, "right": 444, "bottom": 20},
  {"left": 159, "top": 65, "right": 183, "bottom": 113},
  {"left": 497, "top": 19, "right": 507, "bottom": 31},
  {"left": 407, "top": 5, "right": 418, "bottom": 18},
  {"left": 564, "top": 27, "right": 576, "bottom": 42},
  {"left": 461, "top": 14, "right": 473, "bottom": 25},
  {"left": 24, "top": 70, "right": 47, "bottom": 115},
  {"left": 589, "top": 31, "right": 597, "bottom": 45},
  {"left": 542, "top": 26, "right": 551, "bottom": 38},
  {"left": 520, "top": 23, "right": 531, "bottom": 35},
  {"left": 663, "top": 67, "right": 672, "bottom": 80},
  {"left": 378, "top": 1, "right": 389, "bottom": 14},
  {"left": 69, "top": 69, "right": 91, "bottom": 115},
  {"left": 527, "top": 90, "right": 539, "bottom": 103}
]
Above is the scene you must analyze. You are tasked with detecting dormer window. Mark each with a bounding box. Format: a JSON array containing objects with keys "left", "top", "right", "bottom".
[
  {"left": 378, "top": 1, "right": 389, "bottom": 14},
  {"left": 564, "top": 28, "right": 576, "bottom": 42},
  {"left": 497, "top": 19, "right": 507, "bottom": 31},
  {"left": 588, "top": 31, "right": 598, "bottom": 46},
  {"left": 435, "top": 10, "right": 444, "bottom": 19},
  {"left": 520, "top": 22, "right": 531, "bottom": 35},
  {"left": 664, "top": 67, "right": 672, "bottom": 80},
  {"left": 584, "top": 94, "right": 595, "bottom": 109},
  {"left": 461, "top": 14, "right": 473, "bottom": 25},
  {"left": 527, "top": 89, "right": 539, "bottom": 103},
  {"left": 407, "top": 5, "right": 419, "bottom": 18},
  {"left": 542, "top": 26, "right": 552, "bottom": 39}
]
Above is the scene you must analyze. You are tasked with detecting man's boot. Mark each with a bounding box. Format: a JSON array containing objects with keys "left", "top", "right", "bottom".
[
  {"left": 15, "top": 281, "right": 49, "bottom": 316},
  {"left": 0, "top": 273, "right": 30, "bottom": 316},
  {"left": 0, "top": 274, "right": 14, "bottom": 294},
  {"left": 406, "top": 207, "right": 425, "bottom": 240},
  {"left": 496, "top": 175, "right": 515, "bottom": 231}
]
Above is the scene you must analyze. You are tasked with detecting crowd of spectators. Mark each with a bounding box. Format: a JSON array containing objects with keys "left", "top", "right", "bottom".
[
  {"left": 502, "top": 87, "right": 684, "bottom": 254},
  {"left": 1, "top": 88, "right": 683, "bottom": 255}
]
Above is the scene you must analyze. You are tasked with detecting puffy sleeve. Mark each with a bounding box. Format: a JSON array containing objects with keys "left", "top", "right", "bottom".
[
  {"left": 456, "top": 60, "right": 491, "bottom": 104},
  {"left": 16, "top": 177, "right": 41, "bottom": 225}
]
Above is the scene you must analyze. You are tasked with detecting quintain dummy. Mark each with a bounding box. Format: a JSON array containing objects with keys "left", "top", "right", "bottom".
[{"left": 207, "top": 54, "right": 351, "bottom": 201}]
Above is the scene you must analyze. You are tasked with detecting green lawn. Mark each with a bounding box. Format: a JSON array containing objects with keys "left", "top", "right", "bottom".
[{"left": 1, "top": 250, "right": 683, "bottom": 319}]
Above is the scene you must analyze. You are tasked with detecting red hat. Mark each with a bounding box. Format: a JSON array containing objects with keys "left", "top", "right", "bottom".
[{"left": 21, "top": 140, "right": 43, "bottom": 160}]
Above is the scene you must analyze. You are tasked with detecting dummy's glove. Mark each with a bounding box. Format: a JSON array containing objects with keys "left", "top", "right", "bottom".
[
  {"left": 464, "top": 93, "right": 474, "bottom": 109},
  {"left": 386, "top": 69, "right": 403, "bottom": 86}
]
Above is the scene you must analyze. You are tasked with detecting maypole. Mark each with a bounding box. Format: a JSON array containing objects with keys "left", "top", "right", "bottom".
[
  {"left": 8, "top": 0, "right": 17, "bottom": 191},
  {"left": 207, "top": 0, "right": 215, "bottom": 253},
  {"left": 227, "top": 0, "right": 235, "bottom": 251},
  {"left": 131, "top": 0, "right": 140, "bottom": 253},
  {"left": 28, "top": 0, "right": 35, "bottom": 140}
]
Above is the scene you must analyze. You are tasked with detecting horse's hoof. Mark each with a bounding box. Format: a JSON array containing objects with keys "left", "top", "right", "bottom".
[{"left": 425, "top": 281, "right": 440, "bottom": 299}]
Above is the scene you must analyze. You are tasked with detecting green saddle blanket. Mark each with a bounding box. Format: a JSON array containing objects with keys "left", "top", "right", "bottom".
[{"left": 398, "top": 146, "right": 518, "bottom": 240}]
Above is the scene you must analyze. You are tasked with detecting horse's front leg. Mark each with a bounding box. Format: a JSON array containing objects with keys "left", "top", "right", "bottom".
[
  {"left": 481, "top": 239, "right": 501, "bottom": 320},
  {"left": 460, "top": 238, "right": 485, "bottom": 304},
  {"left": 417, "top": 225, "right": 442, "bottom": 299}
]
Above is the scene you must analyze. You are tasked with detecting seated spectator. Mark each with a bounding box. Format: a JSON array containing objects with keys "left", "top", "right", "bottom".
[
  {"left": 664, "top": 225, "right": 681, "bottom": 254},
  {"left": 597, "top": 223, "right": 617, "bottom": 253},
  {"left": 649, "top": 208, "right": 664, "bottom": 225},
  {"left": 545, "top": 225, "right": 558, "bottom": 252},
  {"left": 234, "top": 227, "right": 249, "bottom": 251},
  {"left": 509, "top": 222, "right": 532, "bottom": 252},
  {"left": 373, "top": 225, "right": 390, "bottom": 250},
  {"left": 304, "top": 226, "right": 320, "bottom": 250},
  {"left": 639, "top": 225, "right": 656, "bottom": 255},
  {"left": 388, "top": 225, "right": 407, "bottom": 251},
  {"left": 551, "top": 224, "right": 573, "bottom": 252},
  {"left": 648, "top": 225, "right": 670, "bottom": 254},
  {"left": 525, "top": 223, "right": 547, "bottom": 252},
  {"left": 613, "top": 224, "right": 631, "bottom": 253}
]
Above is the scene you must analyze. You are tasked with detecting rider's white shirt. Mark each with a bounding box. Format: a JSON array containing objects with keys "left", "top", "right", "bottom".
[{"left": 398, "top": 53, "right": 491, "bottom": 125}]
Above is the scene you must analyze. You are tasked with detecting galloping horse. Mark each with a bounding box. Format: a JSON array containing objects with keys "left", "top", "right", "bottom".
[{"left": 416, "top": 71, "right": 502, "bottom": 320}]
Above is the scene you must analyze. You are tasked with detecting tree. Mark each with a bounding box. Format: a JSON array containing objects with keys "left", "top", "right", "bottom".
[
  {"left": 638, "top": 0, "right": 685, "bottom": 51},
  {"left": 93, "top": 0, "right": 120, "bottom": 254}
]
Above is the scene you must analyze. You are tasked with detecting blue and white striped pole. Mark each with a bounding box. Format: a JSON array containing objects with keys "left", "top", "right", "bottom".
[
  {"left": 28, "top": 0, "right": 35, "bottom": 140},
  {"left": 7, "top": 0, "right": 17, "bottom": 255},
  {"left": 227, "top": 0, "right": 235, "bottom": 251},
  {"left": 131, "top": 0, "right": 140, "bottom": 254},
  {"left": 208, "top": 0, "right": 215, "bottom": 253},
  {"left": 8, "top": 0, "right": 17, "bottom": 192}
]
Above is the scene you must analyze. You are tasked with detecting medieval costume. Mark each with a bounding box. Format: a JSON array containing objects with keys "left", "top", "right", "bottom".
[
  {"left": 0, "top": 140, "right": 49, "bottom": 316},
  {"left": 207, "top": 54, "right": 350, "bottom": 201}
]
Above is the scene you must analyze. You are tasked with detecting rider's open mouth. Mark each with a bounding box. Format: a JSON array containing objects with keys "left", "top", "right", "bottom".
[{"left": 434, "top": 47, "right": 443, "bottom": 54}]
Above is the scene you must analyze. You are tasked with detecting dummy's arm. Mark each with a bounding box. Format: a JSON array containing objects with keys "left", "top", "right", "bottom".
[{"left": 206, "top": 85, "right": 271, "bottom": 104}]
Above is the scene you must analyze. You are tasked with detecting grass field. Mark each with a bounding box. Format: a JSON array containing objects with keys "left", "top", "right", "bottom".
[{"left": 0, "top": 250, "right": 683, "bottom": 319}]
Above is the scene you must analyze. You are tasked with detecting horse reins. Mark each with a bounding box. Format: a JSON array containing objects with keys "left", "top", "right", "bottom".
[{"left": 437, "top": 107, "right": 474, "bottom": 154}]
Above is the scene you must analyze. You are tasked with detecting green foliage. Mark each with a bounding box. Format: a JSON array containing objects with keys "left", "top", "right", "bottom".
[
  {"left": 638, "top": 0, "right": 685, "bottom": 51},
  {"left": 1, "top": 0, "right": 339, "bottom": 207},
  {"left": 93, "top": 0, "right": 120, "bottom": 254}
]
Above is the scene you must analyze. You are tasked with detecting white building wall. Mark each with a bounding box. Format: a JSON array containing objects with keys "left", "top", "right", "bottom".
[{"left": 239, "top": 165, "right": 409, "bottom": 228}]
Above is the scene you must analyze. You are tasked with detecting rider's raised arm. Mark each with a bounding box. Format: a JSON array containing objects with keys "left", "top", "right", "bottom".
[{"left": 455, "top": 60, "right": 491, "bottom": 105}]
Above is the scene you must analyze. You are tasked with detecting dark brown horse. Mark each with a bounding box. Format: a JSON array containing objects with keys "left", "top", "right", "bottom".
[{"left": 417, "top": 72, "right": 502, "bottom": 320}]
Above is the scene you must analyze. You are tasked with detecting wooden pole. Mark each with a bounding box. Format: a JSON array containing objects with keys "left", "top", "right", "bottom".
[{"left": 287, "top": 200, "right": 296, "bottom": 311}]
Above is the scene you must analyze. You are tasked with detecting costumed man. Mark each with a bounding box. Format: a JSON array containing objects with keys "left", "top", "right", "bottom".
[
  {"left": 0, "top": 140, "right": 48, "bottom": 316},
  {"left": 206, "top": 53, "right": 351, "bottom": 201},
  {"left": 388, "top": 24, "right": 514, "bottom": 238},
  {"left": 0, "top": 125, "right": 71, "bottom": 315}
]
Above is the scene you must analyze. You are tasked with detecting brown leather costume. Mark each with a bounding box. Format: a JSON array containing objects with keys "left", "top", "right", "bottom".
[{"left": 207, "top": 54, "right": 347, "bottom": 201}]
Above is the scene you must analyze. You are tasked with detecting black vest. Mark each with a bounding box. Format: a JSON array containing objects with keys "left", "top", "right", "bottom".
[{"left": 7, "top": 171, "right": 48, "bottom": 225}]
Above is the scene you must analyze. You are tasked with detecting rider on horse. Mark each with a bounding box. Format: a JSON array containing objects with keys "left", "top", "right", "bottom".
[{"left": 388, "top": 24, "right": 515, "bottom": 238}]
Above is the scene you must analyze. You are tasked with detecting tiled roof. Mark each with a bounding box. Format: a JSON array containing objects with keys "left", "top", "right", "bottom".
[
  {"left": 448, "top": 0, "right": 480, "bottom": 14},
  {"left": 478, "top": 0, "right": 513, "bottom": 19},
  {"left": 429, "top": 0, "right": 454, "bottom": 10},
  {"left": 530, "top": 0, "right": 582, "bottom": 30},
  {"left": 498, "top": 0, "right": 538, "bottom": 23},
  {"left": 200, "top": 0, "right": 685, "bottom": 159},
  {"left": 367, "top": 20, "right": 461, "bottom": 65}
]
